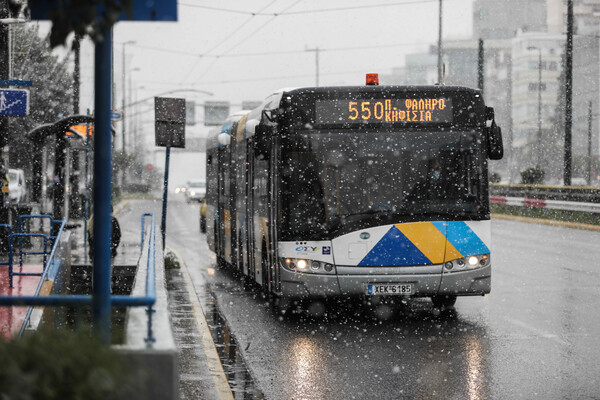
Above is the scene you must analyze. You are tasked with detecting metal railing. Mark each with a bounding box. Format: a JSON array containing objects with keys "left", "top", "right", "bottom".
[
  {"left": 0, "top": 212, "right": 159, "bottom": 342},
  {"left": 490, "top": 195, "right": 600, "bottom": 214},
  {"left": 18, "top": 218, "right": 66, "bottom": 337}
]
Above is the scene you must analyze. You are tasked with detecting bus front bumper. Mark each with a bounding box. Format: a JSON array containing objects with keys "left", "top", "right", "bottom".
[{"left": 279, "top": 264, "right": 491, "bottom": 298}]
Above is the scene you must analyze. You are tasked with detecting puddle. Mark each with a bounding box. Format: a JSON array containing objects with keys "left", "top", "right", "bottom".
[{"left": 203, "top": 290, "right": 265, "bottom": 400}]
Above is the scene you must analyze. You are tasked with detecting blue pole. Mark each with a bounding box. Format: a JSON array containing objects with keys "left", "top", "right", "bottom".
[
  {"left": 160, "top": 147, "right": 171, "bottom": 250},
  {"left": 84, "top": 109, "right": 91, "bottom": 264},
  {"left": 92, "top": 26, "right": 113, "bottom": 344}
]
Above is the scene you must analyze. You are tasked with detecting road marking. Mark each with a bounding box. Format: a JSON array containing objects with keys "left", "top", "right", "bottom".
[
  {"left": 505, "top": 317, "right": 569, "bottom": 346},
  {"left": 170, "top": 245, "right": 234, "bottom": 400}
]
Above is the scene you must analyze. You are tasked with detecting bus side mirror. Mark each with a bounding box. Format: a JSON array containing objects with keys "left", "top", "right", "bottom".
[{"left": 487, "top": 121, "right": 503, "bottom": 160}]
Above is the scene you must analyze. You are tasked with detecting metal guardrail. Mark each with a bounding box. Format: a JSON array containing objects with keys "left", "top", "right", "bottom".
[
  {"left": 0, "top": 212, "right": 159, "bottom": 342},
  {"left": 490, "top": 183, "right": 600, "bottom": 203},
  {"left": 490, "top": 195, "right": 600, "bottom": 214},
  {"left": 18, "top": 218, "right": 66, "bottom": 337}
]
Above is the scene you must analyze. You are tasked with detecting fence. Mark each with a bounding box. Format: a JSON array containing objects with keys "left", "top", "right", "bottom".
[{"left": 0, "top": 212, "right": 159, "bottom": 342}]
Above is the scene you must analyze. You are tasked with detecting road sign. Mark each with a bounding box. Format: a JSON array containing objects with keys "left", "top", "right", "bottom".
[
  {"left": 155, "top": 97, "right": 186, "bottom": 148},
  {"left": 30, "top": 0, "right": 177, "bottom": 21},
  {"left": 204, "top": 101, "right": 230, "bottom": 126},
  {"left": 0, "top": 89, "right": 29, "bottom": 116}
]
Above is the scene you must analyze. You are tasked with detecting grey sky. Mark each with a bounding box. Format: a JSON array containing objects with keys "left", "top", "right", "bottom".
[{"left": 73, "top": 0, "right": 473, "bottom": 115}]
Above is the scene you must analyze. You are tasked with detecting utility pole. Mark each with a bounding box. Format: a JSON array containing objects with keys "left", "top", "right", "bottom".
[
  {"left": 74, "top": 34, "right": 80, "bottom": 114},
  {"left": 437, "top": 0, "right": 443, "bottom": 84},
  {"left": 306, "top": 47, "right": 320, "bottom": 86},
  {"left": 564, "top": 0, "right": 573, "bottom": 186},
  {"left": 588, "top": 101, "right": 593, "bottom": 185},
  {"left": 477, "top": 38, "right": 484, "bottom": 95}
]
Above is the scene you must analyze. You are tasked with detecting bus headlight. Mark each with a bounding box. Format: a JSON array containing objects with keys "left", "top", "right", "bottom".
[{"left": 280, "top": 258, "right": 336, "bottom": 275}]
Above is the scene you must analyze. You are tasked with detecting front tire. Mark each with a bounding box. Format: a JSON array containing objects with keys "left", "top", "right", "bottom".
[
  {"left": 200, "top": 215, "right": 206, "bottom": 233},
  {"left": 261, "top": 244, "right": 270, "bottom": 299}
]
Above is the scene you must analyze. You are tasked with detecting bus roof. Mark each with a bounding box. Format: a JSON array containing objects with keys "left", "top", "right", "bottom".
[{"left": 206, "top": 110, "right": 251, "bottom": 150}]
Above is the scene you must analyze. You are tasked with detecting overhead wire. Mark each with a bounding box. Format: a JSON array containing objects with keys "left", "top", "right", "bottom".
[
  {"left": 180, "top": 0, "right": 279, "bottom": 83},
  {"left": 190, "top": 0, "right": 303, "bottom": 83},
  {"left": 134, "top": 40, "right": 430, "bottom": 59},
  {"left": 179, "top": 0, "right": 443, "bottom": 16}
]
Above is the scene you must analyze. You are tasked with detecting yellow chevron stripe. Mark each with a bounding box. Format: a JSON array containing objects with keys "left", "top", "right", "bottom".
[
  {"left": 236, "top": 114, "right": 248, "bottom": 142},
  {"left": 395, "top": 222, "right": 462, "bottom": 264}
]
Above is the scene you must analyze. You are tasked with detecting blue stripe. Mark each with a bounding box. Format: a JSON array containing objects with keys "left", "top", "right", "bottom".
[
  {"left": 220, "top": 121, "right": 233, "bottom": 133},
  {"left": 444, "top": 221, "right": 489, "bottom": 256},
  {"left": 359, "top": 226, "right": 431, "bottom": 266}
]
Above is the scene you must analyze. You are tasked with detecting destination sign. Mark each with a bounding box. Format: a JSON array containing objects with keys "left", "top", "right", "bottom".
[{"left": 315, "top": 98, "right": 453, "bottom": 124}]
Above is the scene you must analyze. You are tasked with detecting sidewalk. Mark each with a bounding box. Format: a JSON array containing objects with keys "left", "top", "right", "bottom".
[{"left": 113, "top": 201, "right": 234, "bottom": 400}]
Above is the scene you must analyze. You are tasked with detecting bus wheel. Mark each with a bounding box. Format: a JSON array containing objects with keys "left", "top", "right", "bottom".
[
  {"left": 261, "top": 245, "right": 270, "bottom": 299},
  {"left": 431, "top": 295, "right": 457, "bottom": 308},
  {"left": 200, "top": 215, "right": 206, "bottom": 233},
  {"left": 272, "top": 295, "right": 292, "bottom": 315}
]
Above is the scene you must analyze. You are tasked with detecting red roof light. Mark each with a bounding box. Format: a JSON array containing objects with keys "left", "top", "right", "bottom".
[{"left": 366, "top": 73, "right": 379, "bottom": 86}]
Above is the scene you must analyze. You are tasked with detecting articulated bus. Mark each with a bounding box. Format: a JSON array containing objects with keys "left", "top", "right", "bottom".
[{"left": 206, "top": 76, "right": 503, "bottom": 308}]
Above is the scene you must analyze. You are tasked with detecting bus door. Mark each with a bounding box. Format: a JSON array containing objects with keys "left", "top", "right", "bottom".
[
  {"left": 270, "top": 134, "right": 280, "bottom": 293},
  {"left": 217, "top": 145, "right": 231, "bottom": 263},
  {"left": 229, "top": 126, "right": 238, "bottom": 269},
  {"left": 246, "top": 137, "right": 255, "bottom": 279}
]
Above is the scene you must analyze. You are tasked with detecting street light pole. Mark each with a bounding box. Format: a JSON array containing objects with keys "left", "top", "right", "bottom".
[
  {"left": 528, "top": 46, "right": 542, "bottom": 166},
  {"left": 121, "top": 41, "right": 135, "bottom": 152},
  {"left": 437, "top": 0, "right": 443, "bottom": 84},
  {"left": 306, "top": 47, "right": 320, "bottom": 86}
]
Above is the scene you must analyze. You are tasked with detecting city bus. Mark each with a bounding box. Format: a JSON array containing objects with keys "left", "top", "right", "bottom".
[{"left": 205, "top": 75, "right": 503, "bottom": 308}]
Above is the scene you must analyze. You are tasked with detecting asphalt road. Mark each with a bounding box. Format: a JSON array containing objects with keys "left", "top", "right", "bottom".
[{"left": 133, "top": 197, "right": 600, "bottom": 399}]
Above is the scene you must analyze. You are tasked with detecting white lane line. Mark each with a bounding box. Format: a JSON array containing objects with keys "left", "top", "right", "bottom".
[{"left": 505, "top": 317, "right": 569, "bottom": 346}]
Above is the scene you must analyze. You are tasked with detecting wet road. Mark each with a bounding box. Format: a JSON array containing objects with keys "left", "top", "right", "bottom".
[{"left": 135, "top": 198, "right": 600, "bottom": 399}]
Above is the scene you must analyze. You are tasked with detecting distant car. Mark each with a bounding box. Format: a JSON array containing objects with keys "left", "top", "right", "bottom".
[
  {"left": 8, "top": 168, "right": 27, "bottom": 204},
  {"left": 185, "top": 180, "right": 206, "bottom": 203}
]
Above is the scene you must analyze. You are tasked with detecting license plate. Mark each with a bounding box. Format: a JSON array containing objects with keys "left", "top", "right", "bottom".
[{"left": 366, "top": 283, "right": 413, "bottom": 295}]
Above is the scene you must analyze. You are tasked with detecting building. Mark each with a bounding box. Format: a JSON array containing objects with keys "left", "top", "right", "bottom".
[
  {"left": 511, "top": 32, "right": 564, "bottom": 178},
  {"left": 473, "top": 0, "right": 547, "bottom": 40}
]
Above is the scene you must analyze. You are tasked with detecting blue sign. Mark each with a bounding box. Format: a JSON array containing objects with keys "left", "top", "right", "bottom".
[
  {"left": 111, "top": 111, "right": 123, "bottom": 121},
  {"left": 0, "top": 89, "right": 29, "bottom": 116},
  {"left": 0, "top": 80, "right": 33, "bottom": 87},
  {"left": 30, "top": 0, "right": 177, "bottom": 21}
]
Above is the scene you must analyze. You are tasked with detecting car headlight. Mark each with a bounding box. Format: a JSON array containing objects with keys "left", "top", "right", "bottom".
[
  {"left": 280, "top": 258, "right": 336, "bottom": 275},
  {"left": 443, "top": 254, "right": 489, "bottom": 272}
]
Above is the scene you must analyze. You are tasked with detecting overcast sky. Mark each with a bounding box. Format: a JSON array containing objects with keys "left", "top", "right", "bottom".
[{"left": 68, "top": 1, "right": 472, "bottom": 118}]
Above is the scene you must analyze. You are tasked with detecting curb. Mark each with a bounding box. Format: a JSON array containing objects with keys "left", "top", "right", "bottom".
[
  {"left": 491, "top": 213, "right": 600, "bottom": 232},
  {"left": 166, "top": 246, "right": 234, "bottom": 400}
]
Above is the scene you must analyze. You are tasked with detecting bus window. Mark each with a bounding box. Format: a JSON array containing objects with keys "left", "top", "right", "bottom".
[{"left": 280, "top": 130, "right": 484, "bottom": 240}]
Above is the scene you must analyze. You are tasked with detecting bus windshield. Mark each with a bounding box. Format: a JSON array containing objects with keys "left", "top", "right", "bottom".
[{"left": 280, "top": 129, "right": 486, "bottom": 240}]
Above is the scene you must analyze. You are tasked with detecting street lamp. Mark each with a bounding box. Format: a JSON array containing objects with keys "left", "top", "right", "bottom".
[
  {"left": 127, "top": 67, "right": 141, "bottom": 151},
  {"left": 122, "top": 40, "right": 136, "bottom": 152},
  {"left": 527, "top": 46, "right": 542, "bottom": 165}
]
